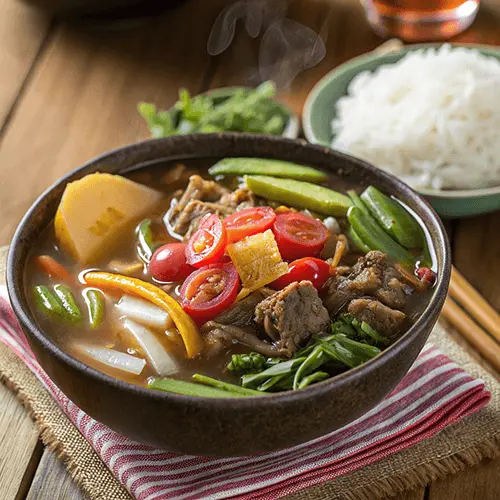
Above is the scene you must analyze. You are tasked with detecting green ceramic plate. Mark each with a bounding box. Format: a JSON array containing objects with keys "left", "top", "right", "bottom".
[{"left": 302, "top": 44, "right": 500, "bottom": 218}]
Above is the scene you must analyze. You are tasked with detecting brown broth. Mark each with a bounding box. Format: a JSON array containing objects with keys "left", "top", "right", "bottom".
[{"left": 24, "top": 159, "right": 435, "bottom": 389}]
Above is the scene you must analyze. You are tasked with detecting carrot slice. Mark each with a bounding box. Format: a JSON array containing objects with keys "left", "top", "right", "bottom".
[
  {"left": 36, "top": 255, "right": 74, "bottom": 283},
  {"left": 83, "top": 271, "right": 203, "bottom": 359}
]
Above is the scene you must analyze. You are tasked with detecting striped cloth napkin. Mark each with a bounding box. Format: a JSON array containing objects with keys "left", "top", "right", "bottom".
[{"left": 0, "top": 289, "right": 490, "bottom": 500}]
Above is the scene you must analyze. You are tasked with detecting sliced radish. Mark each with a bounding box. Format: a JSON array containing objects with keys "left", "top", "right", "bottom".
[
  {"left": 116, "top": 295, "right": 173, "bottom": 330},
  {"left": 80, "top": 345, "right": 146, "bottom": 375}
]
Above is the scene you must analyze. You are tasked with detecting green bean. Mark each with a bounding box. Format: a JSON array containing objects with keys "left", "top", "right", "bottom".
[
  {"left": 192, "top": 374, "right": 263, "bottom": 396},
  {"left": 347, "top": 206, "right": 415, "bottom": 268},
  {"left": 298, "top": 371, "right": 329, "bottom": 389},
  {"left": 33, "top": 286, "right": 65, "bottom": 320},
  {"left": 148, "top": 378, "right": 240, "bottom": 398},
  {"left": 360, "top": 186, "right": 424, "bottom": 249},
  {"left": 54, "top": 284, "right": 82, "bottom": 323},
  {"left": 84, "top": 289, "right": 105, "bottom": 328},
  {"left": 137, "top": 219, "right": 155, "bottom": 261}
]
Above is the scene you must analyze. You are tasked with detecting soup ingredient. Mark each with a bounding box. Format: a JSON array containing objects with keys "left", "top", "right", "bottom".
[
  {"left": 360, "top": 186, "right": 424, "bottom": 249},
  {"left": 255, "top": 281, "right": 331, "bottom": 356},
  {"left": 179, "top": 263, "right": 239, "bottom": 325},
  {"left": 332, "top": 45, "right": 500, "bottom": 191},
  {"left": 332, "top": 314, "right": 389, "bottom": 347},
  {"left": 54, "top": 284, "right": 82, "bottom": 323},
  {"left": 33, "top": 285, "right": 66, "bottom": 320},
  {"left": 271, "top": 257, "right": 330, "bottom": 290},
  {"left": 81, "top": 346, "right": 146, "bottom": 375},
  {"left": 136, "top": 219, "right": 155, "bottom": 262},
  {"left": 35, "top": 255, "right": 73, "bottom": 283},
  {"left": 223, "top": 206, "right": 276, "bottom": 243},
  {"left": 149, "top": 243, "right": 194, "bottom": 282},
  {"left": 215, "top": 289, "right": 274, "bottom": 327},
  {"left": 116, "top": 296, "right": 173, "bottom": 330},
  {"left": 83, "top": 272, "right": 203, "bottom": 358},
  {"left": 330, "top": 235, "right": 348, "bottom": 270},
  {"left": 55, "top": 173, "right": 162, "bottom": 264},
  {"left": 347, "top": 190, "right": 369, "bottom": 214},
  {"left": 139, "top": 81, "right": 289, "bottom": 137},
  {"left": 347, "top": 226, "right": 371, "bottom": 253},
  {"left": 416, "top": 266, "right": 437, "bottom": 286},
  {"left": 273, "top": 212, "right": 329, "bottom": 261},
  {"left": 122, "top": 319, "right": 178, "bottom": 376},
  {"left": 227, "top": 229, "right": 288, "bottom": 297},
  {"left": 227, "top": 352, "right": 267, "bottom": 373},
  {"left": 347, "top": 207, "right": 414, "bottom": 268},
  {"left": 185, "top": 214, "right": 227, "bottom": 267},
  {"left": 246, "top": 175, "right": 352, "bottom": 216},
  {"left": 148, "top": 377, "right": 242, "bottom": 398},
  {"left": 192, "top": 374, "right": 263, "bottom": 396},
  {"left": 84, "top": 289, "right": 105, "bottom": 329},
  {"left": 348, "top": 298, "right": 406, "bottom": 336},
  {"left": 208, "top": 158, "right": 328, "bottom": 183}
]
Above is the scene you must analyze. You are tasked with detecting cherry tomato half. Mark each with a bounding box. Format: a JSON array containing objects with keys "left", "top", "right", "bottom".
[
  {"left": 270, "top": 257, "right": 331, "bottom": 290},
  {"left": 185, "top": 214, "right": 227, "bottom": 268},
  {"left": 149, "top": 243, "right": 195, "bottom": 282},
  {"left": 224, "top": 206, "right": 276, "bottom": 243},
  {"left": 179, "top": 263, "right": 239, "bottom": 325},
  {"left": 416, "top": 267, "right": 437, "bottom": 286},
  {"left": 273, "top": 212, "right": 329, "bottom": 261}
]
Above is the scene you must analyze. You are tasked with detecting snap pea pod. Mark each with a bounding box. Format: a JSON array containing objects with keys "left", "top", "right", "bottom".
[
  {"left": 136, "top": 219, "right": 155, "bottom": 261},
  {"left": 33, "top": 286, "right": 66, "bottom": 320},
  {"left": 84, "top": 289, "right": 105, "bottom": 328},
  {"left": 360, "top": 186, "right": 424, "bottom": 249},
  {"left": 209, "top": 158, "right": 328, "bottom": 183},
  {"left": 347, "top": 207, "right": 415, "bottom": 268},
  {"left": 192, "top": 374, "right": 263, "bottom": 396},
  {"left": 54, "top": 284, "right": 82, "bottom": 323},
  {"left": 245, "top": 176, "right": 352, "bottom": 216},
  {"left": 347, "top": 190, "right": 369, "bottom": 214},
  {"left": 346, "top": 226, "right": 371, "bottom": 254},
  {"left": 148, "top": 378, "right": 240, "bottom": 398}
]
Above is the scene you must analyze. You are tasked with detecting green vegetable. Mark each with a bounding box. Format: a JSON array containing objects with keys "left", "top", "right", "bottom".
[
  {"left": 227, "top": 352, "right": 267, "bottom": 373},
  {"left": 138, "top": 103, "right": 175, "bottom": 138},
  {"left": 292, "top": 345, "right": 329, "bottom": 390},
  {"left": 148, "top": 378, "right": 240, "bottom": 398},
  {"left": 347, "top": 190, "right": 369, "bottom": 214},
  {"left": 360, "top": 186, "right": 424, "bottom": 249},
  {"left": 53, "top": 284, "right": 82, "bottom": 323},
  {"left": 241, "top": 357, "right": 307, "bottom": 389},
  {"left": 346, "top": 226, "right": 371, "bottom": 254},
  {"left": 33, "top": 286, "right": 65, "bottom": 320},
  {"left": 347, "top": 206, "right": 415, "bottom": 268},
  {"left": 209, "top": 158, "right": 328, "bottom": 183},
  {"left": 298, "top": 371, "right": 329, "bottom": 389},
  {"left": 332, "top": 314, "right": 389, "bottom": 347},
  {"left": 137, "top": 219, "right": 155, "bottom": 261},
  {"left": 322, "top": 335, "right": 380, "bottom": 368},
  {"left": 246, "top": 176, "right": 352, "bottom": 216},
  {"left": 84, "top": 289, "right": 105, "bottom": 328},
  {"left": 192, "top": 374, "right": 263, "bottom": 396}
]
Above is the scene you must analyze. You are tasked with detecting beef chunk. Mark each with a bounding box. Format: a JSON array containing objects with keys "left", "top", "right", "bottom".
[
  {"left": 215, "top": 288, "right": 274, "bottom": 327},
  {"left": 323, "top": 251, "right": 411, "bottom": 315},
  {"left": 218, "top": 187, "right": 256, "bottom": 211},
  {"left": 254, "top": 281, "right": 330, "bottom": 356},
  {"left": 201, "top": 322, "right": 281, "bottom": 358},
  {"left": 348, "top": 298, "right": 406, "bottom": 336}
]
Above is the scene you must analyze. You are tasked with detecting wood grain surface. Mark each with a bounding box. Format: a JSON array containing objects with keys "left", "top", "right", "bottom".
[{"left": 0, "top": 0, "right": 499, "bottom": 499}]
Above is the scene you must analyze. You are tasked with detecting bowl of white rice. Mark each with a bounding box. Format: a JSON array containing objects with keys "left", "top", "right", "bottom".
[{"left": 302, "top": 44, "right": 500, "bottom": 217}]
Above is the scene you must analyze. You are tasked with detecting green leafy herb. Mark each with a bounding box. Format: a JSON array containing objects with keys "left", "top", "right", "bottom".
[{"left": 227, "top": 352, "right": 267, "bottom": 374}]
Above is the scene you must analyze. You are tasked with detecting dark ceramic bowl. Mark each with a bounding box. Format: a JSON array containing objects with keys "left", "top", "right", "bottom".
[{"left": 7, "top": 134, "right": 451, "bottom": 457}]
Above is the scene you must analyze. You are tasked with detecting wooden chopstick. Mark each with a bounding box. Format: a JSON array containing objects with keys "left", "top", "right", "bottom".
[
  {"left": 442, "top": 297, "right": 500, "bottom": 373},
  {"left": 449, "top": 267, "right": 500, "bottom": 344}
]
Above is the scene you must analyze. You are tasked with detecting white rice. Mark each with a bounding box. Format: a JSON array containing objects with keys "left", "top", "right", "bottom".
[{"left": 331, "top": 45, "right": 500, "bottom": 191}]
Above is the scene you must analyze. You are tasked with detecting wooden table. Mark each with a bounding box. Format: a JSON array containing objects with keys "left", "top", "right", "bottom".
[{"left": 0, "top": 0, "right": 499, "bottom": 498}]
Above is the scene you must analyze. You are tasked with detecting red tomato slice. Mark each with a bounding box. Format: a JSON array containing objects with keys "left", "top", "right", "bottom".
[
  {"left": 273, "top": 212, "right": 329, "bottom": 261},
  {"left": 149, "top": 243, "right": 195, "bottom": 283},
  {"left": 179, "top": 263, "right": 239, "bottom": 325},
  {"left": 185, "top": 214, "right": 227, "bottom": 268},
  {"left": 224, "top": 207, "right": 276, "bottom": 243},
  {"left": 270, "top": 257, "right": 330, "bottom": 290}
]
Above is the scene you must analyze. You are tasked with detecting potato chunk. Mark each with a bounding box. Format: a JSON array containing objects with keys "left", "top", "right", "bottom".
[
  {"left": 55, "top": 173, "right": 162, "bottom": 264},
  {"left": 227, "top": 230, "right": 288, "bottom": 297}
]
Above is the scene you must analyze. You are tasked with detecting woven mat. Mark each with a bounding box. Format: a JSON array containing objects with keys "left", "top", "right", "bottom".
[{"left": 0, "top": 246, "right": 499, "bottom": 500}]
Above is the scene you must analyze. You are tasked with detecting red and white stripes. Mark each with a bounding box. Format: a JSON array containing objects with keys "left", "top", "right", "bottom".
[{"left": 0, "top": 289, "right": 490, "bottom": 500}]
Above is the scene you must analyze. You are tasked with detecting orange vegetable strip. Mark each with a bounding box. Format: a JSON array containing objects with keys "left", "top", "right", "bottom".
[
  {"left": 36, "top": 255, "right": 74, "bottom": 283},
  {"left": 83, "top": 271, "right": 203, "bottom": 358},
  {"left": 330, "top": 235, "right": 347, "bottom": 272}
]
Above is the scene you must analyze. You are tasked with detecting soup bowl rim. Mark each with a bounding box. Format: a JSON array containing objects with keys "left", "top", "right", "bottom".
[{"left": 7, "top": 133, "right": 451, "bottom": 410}]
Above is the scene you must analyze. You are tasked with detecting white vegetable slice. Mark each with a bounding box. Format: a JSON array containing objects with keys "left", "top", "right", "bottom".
[
  {"left": 116, "top": 295, "right": 173, "bottom": 330},
  {"left": 80, "top": 345, "right": 146, "bottom": 375},
  {"left": 122, "top": 318, "right": 178, "bottom": 376}
]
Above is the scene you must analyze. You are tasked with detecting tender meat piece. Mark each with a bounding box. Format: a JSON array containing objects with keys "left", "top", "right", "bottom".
[
  {"left": 218, "top": 187, "right": 256, "bottom": 211},
  {"left": 348, "top": 298, "right": 407, "bottom": 336},
  {"left": 215, "top": 288, "right": 274, "bottom": 327},
  {"left": 254, "top": 281, "right": 331, "bottom": 356},
  {"left": 323, "top": 251, "right": 410, "bottom": 315},
  {"left": 201, "top": 322, "right": 281, "bottom": 358}
]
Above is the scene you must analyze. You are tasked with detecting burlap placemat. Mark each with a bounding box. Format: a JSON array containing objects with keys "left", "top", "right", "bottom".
[{"left": 0, "top": 245, "right": 498, "bottom": 500}]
